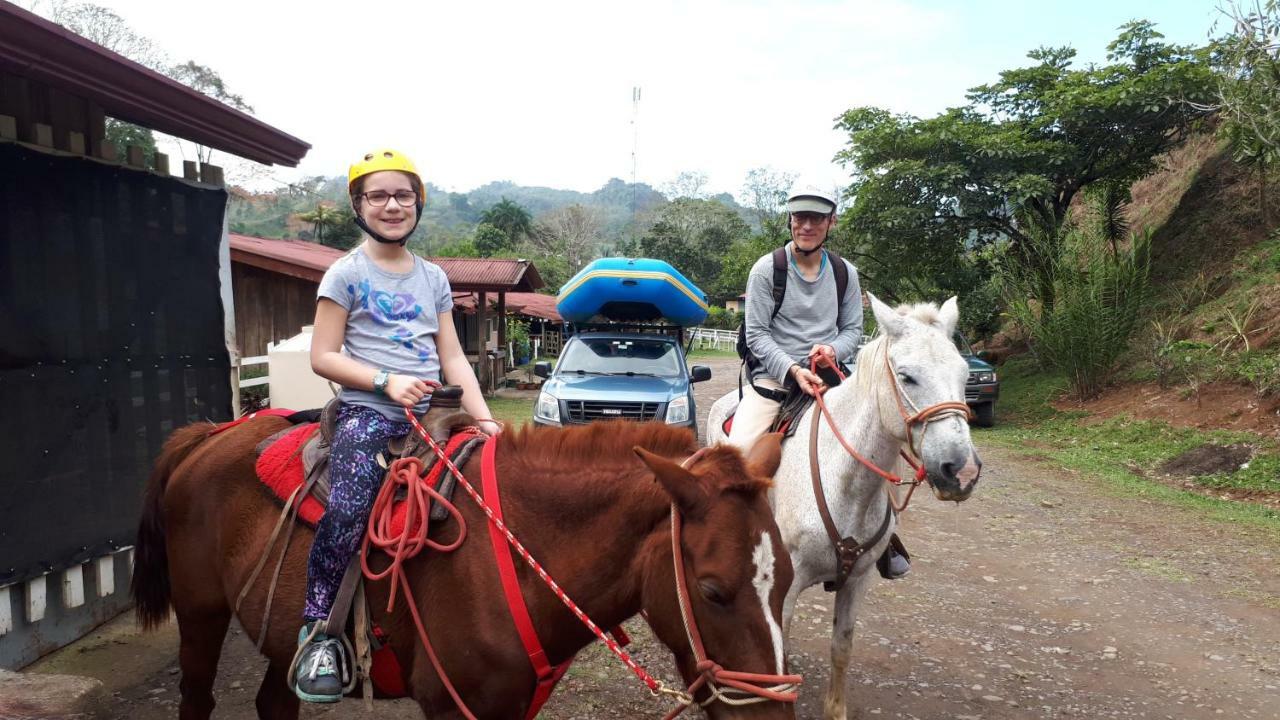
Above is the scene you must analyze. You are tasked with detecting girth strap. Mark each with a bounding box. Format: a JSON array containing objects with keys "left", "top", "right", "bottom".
[
  {"left": 809, "top": 407, "right": 894, "bottom": 593},
  {"left": 481, "top": 437, "right": 572, "bottom": 719}
]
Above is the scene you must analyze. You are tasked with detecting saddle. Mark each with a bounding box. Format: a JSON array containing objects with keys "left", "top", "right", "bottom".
[
  {"left": 245, "top": 387, "right": 486, "bottom": 702},
  {"left": 721, "top": 366, "right": 909, "bottom": 588},
  {"left": 254, "top": 386, "right": 484, "bottom": 525}
]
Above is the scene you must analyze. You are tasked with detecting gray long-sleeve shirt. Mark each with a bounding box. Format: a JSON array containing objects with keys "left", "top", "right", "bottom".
[{"left": 744, "top": 245, "right": 863, "bottom": 384}]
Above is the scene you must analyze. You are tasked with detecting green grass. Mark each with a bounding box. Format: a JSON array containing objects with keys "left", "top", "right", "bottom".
[
  {"left": 983, "top": 357, "right": 1280, "bottom": 531},
  {"left": 686, "top": 346, "right": 739, "bottom": 360},
  {"left": 486, "top": 396, "right": 536, "bottom": 430}
]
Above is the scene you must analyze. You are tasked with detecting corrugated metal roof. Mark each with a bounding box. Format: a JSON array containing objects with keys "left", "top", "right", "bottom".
[
  {"left": 229, "top": 234, "right": 546, "bottom": 292},
  {"left": 454, "top": 292, "right": 561, "bottom": 321},
  {"left": 229, "top": 234, "right": 346, "bottom": 283},
  {"left": 0, "top": 5, "right": 310, "bottom": 166},
  {"left": 431, "top": 258, "right": 543, "bottom": 292}
]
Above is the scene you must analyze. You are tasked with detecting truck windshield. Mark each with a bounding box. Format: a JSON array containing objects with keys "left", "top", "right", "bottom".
[{"left": 558, "top": 338, "right": 683, "bottom": 377}]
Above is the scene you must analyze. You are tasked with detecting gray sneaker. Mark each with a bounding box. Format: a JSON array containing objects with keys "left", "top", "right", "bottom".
[{"left": 293, "top": 622, "right": 348, "bottom": 703}]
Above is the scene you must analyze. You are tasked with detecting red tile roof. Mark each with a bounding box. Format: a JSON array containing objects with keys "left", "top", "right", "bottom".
[
  {"left": 0, "top": 5, "right": 309, "bottom": 166},
  {"left": 453, "top": 292, "right": 561, "bottom": 322},
  {"left": 229, "top": 234, "right": 547, "bottom": 292},
  {"left": 431, "top": 258, "right": 544, "bottom": 292}
]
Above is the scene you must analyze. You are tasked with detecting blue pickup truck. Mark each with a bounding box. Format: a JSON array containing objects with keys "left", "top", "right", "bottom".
[
  {"left": 531, "top": 328, "right": 711, "bottom": 433},
  {"left": 956, "top": 332, "right": 999, "bottom": 427}
]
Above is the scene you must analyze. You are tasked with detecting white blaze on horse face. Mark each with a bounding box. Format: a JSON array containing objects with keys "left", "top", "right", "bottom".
[{"left": 751, "top": 531, "right": 786, "bottom": 675}]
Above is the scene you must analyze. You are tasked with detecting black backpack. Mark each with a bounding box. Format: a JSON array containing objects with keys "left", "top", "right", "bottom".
[{"left": 735, "top": 247, "right": 849, "bottom": 370}]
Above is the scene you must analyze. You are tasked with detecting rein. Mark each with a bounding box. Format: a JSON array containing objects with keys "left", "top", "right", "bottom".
[
  {"left": 366, "top": 406, "right": 801, "bottom": 718},
  {"left": 807, "top": 340, "right": 971, "bottom": 590}
]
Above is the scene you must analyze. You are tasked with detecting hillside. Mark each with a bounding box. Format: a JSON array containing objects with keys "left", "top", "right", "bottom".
[{"left": 1048, "top": 133, "right": 1280, "bottom": 438}]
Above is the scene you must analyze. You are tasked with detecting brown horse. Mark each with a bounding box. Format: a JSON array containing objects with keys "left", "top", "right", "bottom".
[{"left": 131, "top": 416, "right": 798, "bottom": 719}]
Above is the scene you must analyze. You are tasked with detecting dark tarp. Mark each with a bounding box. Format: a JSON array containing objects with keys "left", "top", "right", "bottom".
[{"left": 0, "top": 142, "right": 231, "bottom": 585}]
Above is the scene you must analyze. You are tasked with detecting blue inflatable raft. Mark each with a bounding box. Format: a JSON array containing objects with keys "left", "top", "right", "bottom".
[{"left": 557, "top": 258, "right": 709, "bottom": 326}]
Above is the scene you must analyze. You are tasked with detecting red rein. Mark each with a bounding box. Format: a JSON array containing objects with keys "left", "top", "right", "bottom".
[{"left": 359, "top": 408, "right": 803, "bottom": 718}]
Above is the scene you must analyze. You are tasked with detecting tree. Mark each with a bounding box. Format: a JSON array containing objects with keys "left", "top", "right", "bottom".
[
  {"left": 740, "top": 167, "right": 796, "bottom": 239},
  {"left": 662, "top": 171, "right": 710, "bottom": 200},
  {"left": 167, "top": 61, "right": 255, "bottom": 165},
  {"left": 834, "top": 21, "right": 1216, "bottom": 302},
  {"left": 473, "top": 223, "right": 511, "bottom": 257},
  {"left": 297, "top": 204, "right": 359, "bottom": 249},
  {"left": 1213, "top": 1, "right": 1280, "bottom": 226},
  {"left": 633, "top": 198, "right": 751, "bottom": 293},
  {"left": 527, "top": 204, "right": 603, "bottom": 273},
  {"left": 480, "top": 198, "right": 533, "bottom": 248}
]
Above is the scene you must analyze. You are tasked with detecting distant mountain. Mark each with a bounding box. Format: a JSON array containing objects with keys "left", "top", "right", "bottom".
[{"left": 228, "top": 176, "right": 750, "bottom": 244}]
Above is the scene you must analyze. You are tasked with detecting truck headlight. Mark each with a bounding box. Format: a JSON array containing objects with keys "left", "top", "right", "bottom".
[
  {"left": 535, "top": 391, "right": 560, "bottom": 423},
  {"left": 978, "top": 372, "right": 995, "bottom": 383},
  {"left": 665, "top": 396, "right": 689, "bottom": 424}
]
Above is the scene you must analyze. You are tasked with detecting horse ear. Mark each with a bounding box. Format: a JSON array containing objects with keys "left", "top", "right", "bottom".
[
  {"left": 634, "top": 447, "right": 708, "bottom": 518},
  {"left": 868, "top": 292, "right": 904, "bottom": 338},
  {"left": 744, "top": 432, "right": 783, "bottom": 480},
  {"left": 938, "top": 296, "right": 960, "bottom": 337}
]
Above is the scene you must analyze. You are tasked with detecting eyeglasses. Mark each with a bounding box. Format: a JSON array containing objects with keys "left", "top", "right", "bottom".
[
  {"left": 361, "top": 190, "right": 418, "bottom": 208},
  {"left": 791, "top": 211, "right": 832, "bottom": 227}
]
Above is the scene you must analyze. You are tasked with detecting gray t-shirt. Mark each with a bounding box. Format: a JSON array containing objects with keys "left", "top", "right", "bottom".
[
  {"left": 317, "top": 248, "right": 454, "bottom": 420},
  {"left": 743, "top": 245, "right": 863, "bottom": 384}
]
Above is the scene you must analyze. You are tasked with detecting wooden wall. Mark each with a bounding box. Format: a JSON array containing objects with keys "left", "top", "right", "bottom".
[{"left": 232, "top": 264, "right": 318, "bottom": 357}]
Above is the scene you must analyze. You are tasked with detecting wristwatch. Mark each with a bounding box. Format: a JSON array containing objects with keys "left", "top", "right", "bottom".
[{"left": 372, "top": 369, "right": 390, "bottom": 395}]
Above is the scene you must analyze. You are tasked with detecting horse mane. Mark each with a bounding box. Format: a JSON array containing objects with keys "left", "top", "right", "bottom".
[
  {"left": 850, "top": 301, "right": 944, "bottom": 397},
  {"left": 690, "top": 444, "right": 773, "bottom": 496},
  {"left": 500, "top": 423, "right": 770, "bottom": 498},
  {"left": 501, "top": 421, "right": 698, "bottom": 467}
]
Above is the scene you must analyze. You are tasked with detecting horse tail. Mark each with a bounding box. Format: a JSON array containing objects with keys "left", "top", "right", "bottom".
[{"left": 131, "top": 422, "right": 216, "bottom": 630}]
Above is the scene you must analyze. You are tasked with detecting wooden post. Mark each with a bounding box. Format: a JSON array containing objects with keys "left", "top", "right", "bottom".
[
  {"left": 67, "top": 131, "right": 85, "bottom": 156},
  {"left": 125, "top": 145, "right": 145, "bottom": 168},
  {"left": 99, "top": 142, "right": 116, "bottom": 161},
  {"left": 154, "top": 152, "right": 169, "bottom": 175},
  {"left": 497, "top": 291, "right": 507, "bottom": 378},
  {"left": 201, "top": 163, "right": 224, "bottom": 186},
  {"left": 476, "top": 291, "right": 488, "bottom": 393},
  {"left": 33, "top": 123, "right": 53, "bottom": 148},
  {"left": 0, "top": 115, "right": 16, "bottom": 140},
  {"left": 183, "top": 160, "right": 199, "bottom": 180}
]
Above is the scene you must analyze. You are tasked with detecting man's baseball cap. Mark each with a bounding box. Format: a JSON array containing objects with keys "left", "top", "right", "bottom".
[{"left": 786, "top": 180, "right": 838, "bottom": 214}]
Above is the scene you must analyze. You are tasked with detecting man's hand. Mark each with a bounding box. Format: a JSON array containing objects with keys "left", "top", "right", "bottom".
[
  {"left": 790, "top": 364, "right": 826, "bottom": 397},
  {"left": 807, "top": 344, "right": 836, "bottom": 368}
]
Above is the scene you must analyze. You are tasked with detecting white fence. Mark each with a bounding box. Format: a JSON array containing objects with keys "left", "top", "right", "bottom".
[
  {"left": 687, "top": 327, "right": 737, "bottom": 352},
  {"left": 239, "top": 354, "right": 269, "bottom": 389}
]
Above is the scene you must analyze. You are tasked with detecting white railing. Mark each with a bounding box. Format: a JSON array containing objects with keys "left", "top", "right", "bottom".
[
  {"left": 239, "top": 354, "right": 269, "bottom": 388},
  {"left": 688, "top": 327, "right": 737, "bottom": 352}
]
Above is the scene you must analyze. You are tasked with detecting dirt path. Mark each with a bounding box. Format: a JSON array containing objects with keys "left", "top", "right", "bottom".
[{"left": 31, "top": 356, "right": 1280, "bottom": 719}]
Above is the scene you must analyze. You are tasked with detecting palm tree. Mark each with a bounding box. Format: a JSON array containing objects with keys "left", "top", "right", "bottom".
[{"left": 480, "top": 197, "right": 534, "bottom": 247}]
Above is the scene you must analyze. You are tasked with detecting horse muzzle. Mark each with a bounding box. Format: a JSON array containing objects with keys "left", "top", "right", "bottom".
[{"left": 927, "top": 447, "right": 981, "bottom": 502}]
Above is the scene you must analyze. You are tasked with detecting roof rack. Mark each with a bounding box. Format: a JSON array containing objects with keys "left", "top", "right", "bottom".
[{"left": 564, "top": 321, "right": 686, "bottom": 344}]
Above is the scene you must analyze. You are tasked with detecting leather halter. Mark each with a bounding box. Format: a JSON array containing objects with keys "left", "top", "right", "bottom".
[
  {"left": 662, "top": 449, "right": 802, "bottom": 717},
  {"left": 809, "top": 339, "right": 972, "bottom": 592}
]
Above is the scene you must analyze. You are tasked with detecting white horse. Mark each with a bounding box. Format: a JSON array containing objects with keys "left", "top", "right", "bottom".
[{"left": 708, "top": 294, "right": 982, "bottom": 720}]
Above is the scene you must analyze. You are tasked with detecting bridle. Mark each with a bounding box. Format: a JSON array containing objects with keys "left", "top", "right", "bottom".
[{"left": 808, "top": 338, "right": 972, "bottom": 590}]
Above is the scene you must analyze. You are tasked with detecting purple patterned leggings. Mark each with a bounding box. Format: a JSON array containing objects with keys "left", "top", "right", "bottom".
[{"left": 304, "top": 402, "right": 410, "bottom": 621}]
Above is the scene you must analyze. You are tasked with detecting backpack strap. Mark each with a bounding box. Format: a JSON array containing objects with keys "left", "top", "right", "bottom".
[
  {"left": 827, "top": 248, "right": 849, "bottom": 304},
  {"left": 769, "top": 246, "right": 788, "bottom": 321}
]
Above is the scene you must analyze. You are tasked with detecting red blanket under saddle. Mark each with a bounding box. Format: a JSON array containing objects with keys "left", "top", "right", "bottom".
[{"left": 254, "top": 422, "right": 478, "bottom": 530}]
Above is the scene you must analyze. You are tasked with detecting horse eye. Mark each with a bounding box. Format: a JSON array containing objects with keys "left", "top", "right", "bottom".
[
  {"left": 698, "top": 579, "right": 731, "bottom": 607},
  {"left": 898, "top": 372, "right": 916, "bottom": 385}
]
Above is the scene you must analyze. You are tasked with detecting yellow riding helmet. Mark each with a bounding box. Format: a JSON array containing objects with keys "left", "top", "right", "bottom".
[{"left": 347, "top": 148, "right": 425, "bottom": 199}]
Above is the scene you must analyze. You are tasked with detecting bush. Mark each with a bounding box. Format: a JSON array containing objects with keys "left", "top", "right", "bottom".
[
  {"left": 1002, "top": 224, "right": 1152, "bottom": 401},
  {"left": 506, "top": 318, "right": 531, "bottom": 362},
  {"left": 703, "top": 306, "right": 741, "bottom": 330}
]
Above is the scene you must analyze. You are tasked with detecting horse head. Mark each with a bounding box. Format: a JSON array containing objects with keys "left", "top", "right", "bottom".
[
  {"left": 863, "top": 293, "right": 982, "bottom": 502},
  {"left": 634, "top": 434, "right": 799, "bottom": 718}
]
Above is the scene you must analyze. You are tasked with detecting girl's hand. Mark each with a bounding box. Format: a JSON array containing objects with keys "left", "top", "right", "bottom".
[
  {"left": 477, "top": 419, "right": 503, "bottom": 436},
  {"left": 386, "top": 374, "right": 433, "bottom": 409}
]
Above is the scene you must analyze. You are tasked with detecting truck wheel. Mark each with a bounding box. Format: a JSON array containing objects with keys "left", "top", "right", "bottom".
[{"left": 973, "top": 402, "right": 995, "bottom": 428}]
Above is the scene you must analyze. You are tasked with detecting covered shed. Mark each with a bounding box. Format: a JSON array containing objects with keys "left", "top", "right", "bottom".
[
  {"left": 0, "top": 4, "right": 309, "bottom": 669},
  {"left": 227, "top": 234, "right": 546, "bottom": 392}
]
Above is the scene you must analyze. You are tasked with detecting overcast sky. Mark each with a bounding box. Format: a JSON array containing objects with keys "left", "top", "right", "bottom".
[{"left": 37, "top": 0, "right": 1219, "bottom": 198}]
